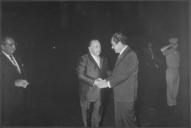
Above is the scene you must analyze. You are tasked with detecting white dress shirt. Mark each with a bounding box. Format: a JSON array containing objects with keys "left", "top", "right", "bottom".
[
  {"left": 119, "top": 45, "right": 128, "bottom": 56},
  {"left": 90, "top": 52, "right": 100, "bottom": 68}
]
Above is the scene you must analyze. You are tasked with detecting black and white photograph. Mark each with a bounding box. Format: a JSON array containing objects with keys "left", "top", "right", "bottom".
[{"left": 0, "top": 0, "right": 190, "bottom": 127}]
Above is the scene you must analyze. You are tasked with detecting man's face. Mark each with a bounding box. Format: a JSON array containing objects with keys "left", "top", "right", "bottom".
[
  {"left": 169, "top": 37, "right": 178, "bottom": 44},
  {"left": 111, "top": 38, "right": 121, "bottom": 54},
  {"left": 169, "top": 37, "right": 178, "bottom": 49},
  {"left": 1, "top": 38, "right": 16, "bottom": 55},
  {"left": 89, "top": 40, "right": 101, "bottom": 56}
]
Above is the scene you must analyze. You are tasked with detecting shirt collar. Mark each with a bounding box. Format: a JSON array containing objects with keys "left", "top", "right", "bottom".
[
  {"left": 90, "top": 51, "right": 99, "bottom": 59},
  {"left": 2, "top": 51, "right": 12, "bottom": 58},
  {"left": 119, "top": 45, "right": 128, "bottom": 55}
]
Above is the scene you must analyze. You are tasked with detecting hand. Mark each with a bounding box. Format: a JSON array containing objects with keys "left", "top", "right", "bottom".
[
  {"left": 15, "top": 79, "right": 29, "bottom": 88},
  {"left": 94, "top": 78, "right": 109, "bottom": 88}
]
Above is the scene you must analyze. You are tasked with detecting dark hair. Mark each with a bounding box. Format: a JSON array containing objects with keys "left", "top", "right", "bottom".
[{"left": 111, "top": 32, "right": 128, "bottom": 45}]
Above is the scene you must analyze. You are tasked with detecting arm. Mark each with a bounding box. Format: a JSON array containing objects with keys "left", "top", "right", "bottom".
[
  {"left": 76, "top": 56, "right": 95, "bottom": 86},
  {"left": 107, "top": 52, "right": 138, "bottom": 88},
  {"left": 161, "top": 44, "right": 174, "bottom": 56}
]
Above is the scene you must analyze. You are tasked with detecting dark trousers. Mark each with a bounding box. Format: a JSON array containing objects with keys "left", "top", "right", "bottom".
[
  {"left": 2, "top": 104, "right": 27, "bottom": 126},
  {"left": 114, "top": 101, "right": 137, "bottom": 127},
  {"left": 80, "top": 98, "right": 101, "bottom": 127}
]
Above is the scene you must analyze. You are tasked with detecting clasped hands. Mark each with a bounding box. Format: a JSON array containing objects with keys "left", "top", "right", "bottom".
[{"left": 93, "top": 78, "right": 109, "bottom": 88}]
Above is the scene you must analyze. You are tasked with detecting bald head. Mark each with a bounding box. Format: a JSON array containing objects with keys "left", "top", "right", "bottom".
[{"left": 88, "top": 39, "right": 101, "bottom": 56}]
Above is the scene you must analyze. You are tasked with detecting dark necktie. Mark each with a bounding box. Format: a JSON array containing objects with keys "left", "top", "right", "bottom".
[
  {"left": 9, "top": 55, "right": 21, "bottom": 74},
  {"left": 10, "top": 55, "right": 17, "bottom": 65},
  {"left": 115, "top": 54, "right": 121, "bottom": 65}
]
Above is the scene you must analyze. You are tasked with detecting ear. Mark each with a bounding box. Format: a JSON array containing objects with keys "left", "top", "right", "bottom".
[{"left": 88, "top": 47, "right": 91, "bottom": 52}]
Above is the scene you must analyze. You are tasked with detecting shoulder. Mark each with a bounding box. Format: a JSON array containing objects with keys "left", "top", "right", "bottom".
[
  {"left": 127, "top": 49, "right": 137, "bottom": 58},
  {"left": 125, "top": 49, "right": 138, "bottom": 63},
  {"left": 78, "top": 53, "right": 89, "bottom": 62},
  {"left": 81, "top": 54, "right": 89, "bottom": 60}
]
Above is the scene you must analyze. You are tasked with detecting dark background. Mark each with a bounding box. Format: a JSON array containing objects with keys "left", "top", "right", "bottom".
[{"left": 1, "top": 1, "right": 189, "bottom": 127}]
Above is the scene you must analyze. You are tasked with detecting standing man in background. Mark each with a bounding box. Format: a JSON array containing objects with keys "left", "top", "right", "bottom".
[
  {"left": 161, "top": 37, "right": 180, "bottom": 107},
  {"left": 94, "top": 32, "right": 139, "bottom": 127},
  {"left": 76, "top": 39, "right": 108, "bottom": 127},
  {"left": 140, "top": 42, "right": 164, "bottom": 126},
  {"left": 1, "top": 37, "right": 29, "bottom": 126}
]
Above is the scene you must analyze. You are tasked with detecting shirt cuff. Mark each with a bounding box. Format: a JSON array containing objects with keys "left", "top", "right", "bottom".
[{"left": 107, "top": 81, "right": 111, "bottom": 88}]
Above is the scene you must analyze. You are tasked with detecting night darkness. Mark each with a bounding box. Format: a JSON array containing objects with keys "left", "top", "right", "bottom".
[{"left": 1, "top": 1, "right": 189, "bottom": 127}]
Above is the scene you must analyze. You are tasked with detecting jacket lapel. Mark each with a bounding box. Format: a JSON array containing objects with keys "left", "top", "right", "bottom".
[
  {"left": 115, "top": 47, "right": 132, "bottom": 66},
  {"left": 88, "top": 53, "right": 101, "bottom": 70},
  {"left": 1, "top": 51, "right": 21, "bottom": 74}
]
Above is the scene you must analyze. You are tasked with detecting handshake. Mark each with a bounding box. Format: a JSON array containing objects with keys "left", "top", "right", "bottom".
[{"left": 93, "top": 78, "right": 110, "bottom": 88}]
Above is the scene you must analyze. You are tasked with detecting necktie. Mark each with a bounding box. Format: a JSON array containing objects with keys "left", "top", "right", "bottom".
[
  {"left": 95, "top": 56, "right": 100, "bottom": 68},
  {"left": 115, "top": 54, "right": 121, "bottom": 65},
  {"left": 9, "top": 55, "right": 21, "bottom": 74},
  {"left": 10, "top": 55, "right": 17, "bottom": 65}
]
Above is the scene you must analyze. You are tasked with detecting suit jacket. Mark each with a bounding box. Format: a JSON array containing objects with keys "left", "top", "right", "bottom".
[
  {"left": 107, "top": 47, "right": 139, "bottom": 102},
  {"left": 1, "top": 51, "right": 26, "bottom": 109},
  {"left": 76, "top": 52, "right": 108, "bottom": 102}
]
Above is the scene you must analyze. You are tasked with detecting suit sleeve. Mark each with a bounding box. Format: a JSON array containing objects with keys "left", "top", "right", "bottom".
[
  {"left": 76, "top": 56, "right": 95, "bottom": 86},
  {"left": 107, "top": 52, "right": 138, "bottom": 88}
]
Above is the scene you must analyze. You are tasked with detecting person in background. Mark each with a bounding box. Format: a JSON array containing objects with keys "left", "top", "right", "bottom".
[
  {"left": 161, "top": 37, "right": 180, "bottom": 107},
  {"left": 1, "top": 37, "right": 29, "bottom": 126},
  {"left": 140, "top": 41, "right": 164, "bottom": 126}
]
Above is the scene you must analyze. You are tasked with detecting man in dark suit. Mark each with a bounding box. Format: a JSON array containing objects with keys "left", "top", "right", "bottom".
[
  {"left": 1, "top": 37, "right": 29, "bottom": 126},
  {"left": 76, "top": 39, "right": 108, "bottom": 127},
  {"left": 94, "top": 33, "right": 139, "bottom": 127}
]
